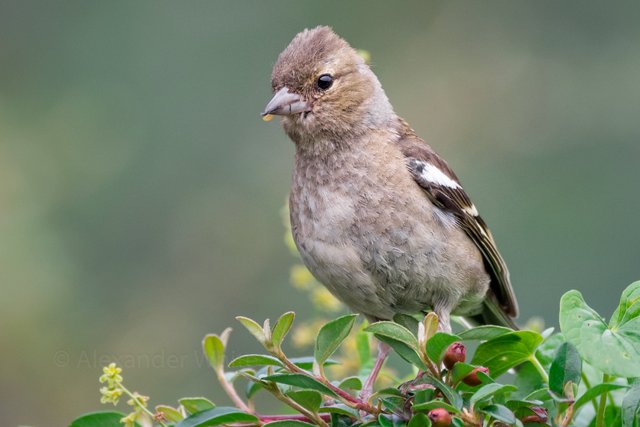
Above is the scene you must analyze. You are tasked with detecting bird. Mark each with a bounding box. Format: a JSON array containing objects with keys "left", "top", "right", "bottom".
[{"left": 262, "top": 26, "right": 518, "bottom": 390}]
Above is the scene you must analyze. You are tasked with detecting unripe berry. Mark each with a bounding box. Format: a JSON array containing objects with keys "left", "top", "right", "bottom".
[
  {"left": 443, "top": 342, "right": 466, "bottom": 370},
  {"left": 463, "top": 367, "right": 490, "bottom": 386},
  {"left": 428, "top": 408, "right": 452, "bottom": 427}
]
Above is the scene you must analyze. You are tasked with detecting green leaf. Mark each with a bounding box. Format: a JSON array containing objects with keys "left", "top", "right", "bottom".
[
  {"left": 272, "top": 312, "right": 295, "bottom": 349},
  {"left": 430, "top": 376, "right": 463, "bottom": 409},
  {"left": 69, "top": 412, "right": 130, "bottom": 427},
  {"left": 479, "top": 404, "right": 516, "bottom": 424},
  {"left": 263, "top": 420, "right": 314, "bottom": 427},
  {"left": 378, "top": 414, "right": 394, "bottom": 427},
  {"left": 338, "top": 376, "right": 362, "bottom": 390},
  {"left": 228, "top": 354, "right": 283, "bottom": 368},
  {"left": 365, "top": 321, "right": 418, "bottom": 350},
  {"left": 470, "top": 383, "right": 517, "bottom": 408},
  {"left": 560, "top": 286, "right": 640, "bottom": 378},
  {"left": 236, "top": 316, "right": 267, "bottom": 345},
  {"left": 203, "top": 334, "right": 226, "bottom": 371},
  {"left": 175, "top": 407, "right": 258, "bottom": 427},
  {"left": 549, "top": 342, "right": 582, "bottom": 395},
  {"left": 263, "top": 373, "right": 339, "bottom": 397},
  {"left": 413, "top": 388, "right": 436, "bottom": 405},
  {"left": 610, "top": 281, "right": 640, "bottom": 330},
  {"left": 155, "top": 405, "right": 184, "bottom": 423},
  {"left": 536, "top": 333, "right": 566, "bottom": 369},
  {"left": 408, "top": 413, "right": 432, "bottom": 427},
  {"left": 450, "top": 417, "right": 464, "bottom": 427},
  {"left": 622, "top": 382, "right": 640, "bottom": 427},
  {"left": 179, "top": 397, "right": 215, "bottom": 415},
  {"left": 524, "top": 388, "right": 553, "bottom": 402},
  {"left": 374, "top": 334, "right": 425, "bottom": 369},
  {"left": 318, "top": 404, "right": 358, "bottom": 417},
  {"left": 370, "top": 387, "right": 404, "bottom": 401},
  {"left": 315, "top": 314, "right": 358, "bottom": 365},
  {"left": 356, "top": 325, "right": 371, "bottom": 369},
  {"left": 573, "top": 383, "right": 629, "bottom": 411},
  {"left": 263, "top": 421, "right": 315, "bottom": 427},
  {"left": 286, "top": 389, "right": 322, "bottom": 413},
  {"left": 289, "top": 356, "right": 338, "bottom": 370},
  {"left": 458, "top": 325, "right": 512, "bottom": 341},
  {"left": 380, "top": 396, "right": 405, "bottom": 414},
  {"left": 471, "top": 330, "right": 543, "bottom": 377},
  {"left": 450, "top": 362, "right": 475, "bottom": 385},
  {"left": 426, "top": 332, "right": 460, "bottom": 364},
  {"left": 393, "top": 313, "right": 420, "bottom": 336},
  {"left": 412, "top": 399, "right": 460, "bottom": 413},
  {"left": 504, "top": 399, "right": 544, "bottom": 410}
]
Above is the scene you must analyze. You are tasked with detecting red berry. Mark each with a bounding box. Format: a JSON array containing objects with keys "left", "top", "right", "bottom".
[
  {"left": 428, "top": 408, "right": 452, "bottom": 427},
  {"left": 463, "top": 367, "right": 490, "bottom": 386},
  {"left": 443, "top": 342, "right": 466, "bottom": 370}
]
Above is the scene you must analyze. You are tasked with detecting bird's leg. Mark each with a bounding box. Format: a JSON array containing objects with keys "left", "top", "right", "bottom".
[
  {"left": 435, "top": 308, "right": 452, "bottom": 334},
  {"left": 359, "top": 341, "right": 391, "bottom": 402}
]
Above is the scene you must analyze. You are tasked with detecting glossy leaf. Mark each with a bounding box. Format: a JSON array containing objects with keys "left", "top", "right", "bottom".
[
  {"left": 203, "top": 334, "right": 226, "bottom": 371},
  {"left": 272, "top": 311, "right": 295, "bottom": 349},
  {"left": 471, "top": 331, "right": 543, "bottom": 377},
  {"left": 393, "top": 313, "right": 420, "bottom": 336},
  {"left": 263, "top": 373, "right": 338, "bottom": 397},
  {"left": 286, "top": 389, "right": 322, "bottom": 413},
  {"left": 263, "top": 421, "right": 314, "bottom": 427},
  {"left": 365, "top": 321, "right": 418, "bottom": 350},
  {"left": 289, "top": 357, "right": 338, "bottom": 370},
  {"left": 155, "top": 405, "right": 184, "bottom": 423},
  {"left": 430, "top": 376, "right": 463, "bottom": 409},
  {"left": 375, "top": 334, "right": 425, "bottom": 369},
  {"left": 549, "top": 342, "right": 582, "bottom": 395},
  {"left": 175, "top": 407, "right": 258, "bottom": 427},
  {"left": 622, "top": 382, "right": 640, "bottom": 427},
  {"left": 458, "top": 325, "right": 512, "bottom": 341},
  {"left": 315, "top": 314, "right": 358, "bottom": 365},
  {"left": 470, "top": 383, "right": 517, "bottom": 408},
  {"left": 408, "top": 413, "right": 432, "bottom": 427},
  {"left": 338, "top": 376, "right": 362, "bottom": 390},
  {"left": 560, "top": 286, "right": 640, "bottom": 377},
  {"left": 236, "top": 316, "right": 267, "bottom": 345},
  {"left": 319, "top": 404, "right": 358, "bottom": 417},
  {"left": 573, "top": 383, "right": 629, "bottom": 411},
  {"left": 412, "top": 399, "right": 460, "bottom": 413},
  {"left": 450, "top": 362, "right": 475, "bottom": 384},
  {"left": 179, "top": 397, "right": 215, "bottom": 415},
  {"left": 355, "top": 326, "right": 371, "bottom": 368},
  {"left": 425, "top": 333, "right": 460, "bottom": 364},
  {"left": 69, "top": 412, "right": 131, "bottom": 427},
  {"left": 228, "top": 354, "right": 283, "bottom": 368},
  {"left": 479, "top": 404, "right": 516, "bottom": 424}
]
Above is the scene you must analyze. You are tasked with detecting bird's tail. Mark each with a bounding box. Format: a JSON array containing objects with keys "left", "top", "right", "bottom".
[{"left": 468, "top": 292, "right": 518, "bottom": 330}]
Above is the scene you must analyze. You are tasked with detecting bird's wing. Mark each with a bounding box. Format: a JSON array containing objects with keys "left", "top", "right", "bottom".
[{"left": 396, "top": 124, "right": 518, "bottom": 318}]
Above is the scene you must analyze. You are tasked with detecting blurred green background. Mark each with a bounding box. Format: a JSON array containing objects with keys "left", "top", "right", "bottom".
[{"left": 1, "top": 1, "right": 639, "bottom": 425}]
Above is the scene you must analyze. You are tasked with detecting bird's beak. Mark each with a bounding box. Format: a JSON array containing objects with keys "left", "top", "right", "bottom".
[{"left": 262, "top": 87, "right": 310, "bottom": 117}]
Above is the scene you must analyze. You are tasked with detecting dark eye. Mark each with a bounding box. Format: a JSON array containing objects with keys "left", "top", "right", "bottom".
[{"left": 317, "top": 74, "right": 333, "bottom": 90}]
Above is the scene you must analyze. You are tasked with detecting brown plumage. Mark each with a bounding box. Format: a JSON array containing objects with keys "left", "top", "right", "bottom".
[{"left": 263, "top": 26, "right": 518, "bottom": 333}]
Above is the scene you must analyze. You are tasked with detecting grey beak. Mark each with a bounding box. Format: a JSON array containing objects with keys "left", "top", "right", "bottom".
[{"left": 262, "top": 87, "right": 310, "bottom": 116}]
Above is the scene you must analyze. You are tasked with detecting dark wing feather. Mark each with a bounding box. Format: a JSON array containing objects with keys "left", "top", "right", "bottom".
[{"left": 396, "top": 122, "right": 519, "bottom": 318}]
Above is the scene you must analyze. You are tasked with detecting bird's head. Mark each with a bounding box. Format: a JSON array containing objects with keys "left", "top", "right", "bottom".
[{"left": 262, "top": 26, "right": 394, "bottom": 143}]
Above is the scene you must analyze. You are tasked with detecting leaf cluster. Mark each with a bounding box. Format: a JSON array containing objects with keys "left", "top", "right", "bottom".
[{"left": 70, "top": 281, "right": 640, "bottom": 427}]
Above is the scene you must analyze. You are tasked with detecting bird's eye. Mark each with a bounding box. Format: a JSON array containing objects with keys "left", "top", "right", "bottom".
[{"left": 317, "top": 74, "right": 333, "bottom": 90}]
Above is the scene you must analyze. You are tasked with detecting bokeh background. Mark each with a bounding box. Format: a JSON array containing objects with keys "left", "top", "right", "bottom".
[{"left": 1, "top": 1, "right": 639, "bottom": 425}]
